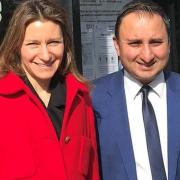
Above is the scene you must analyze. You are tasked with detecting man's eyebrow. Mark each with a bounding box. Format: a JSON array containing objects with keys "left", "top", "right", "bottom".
[
  {"left": 125, "top": 39, "right": 142, "bottom": 43},
  {"left": 149, "top": 38, "right": 164, "bottom": 42}
]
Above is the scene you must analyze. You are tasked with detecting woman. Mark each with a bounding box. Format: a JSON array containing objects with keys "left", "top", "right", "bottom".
[{"left": 0, "top": 0, "right": 99, "bottom": 179}]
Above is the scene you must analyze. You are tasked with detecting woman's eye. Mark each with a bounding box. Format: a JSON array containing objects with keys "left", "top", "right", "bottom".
[
  {"left": 49, "top": 41, "right": 59, "bottom": 45},
  {"left": 26, "top": 42, "right": 39, "bottom": 47},
  {"left": 48, "top": 40, "right": 63, "bottom": 46},
  {"left": 29, "top": 43, "right": 36, "bottom": 45}
]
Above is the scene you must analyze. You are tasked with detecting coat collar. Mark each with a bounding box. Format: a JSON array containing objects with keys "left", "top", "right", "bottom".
[
  {"left": 0, "top": 72, "right": 89, "bottom": 95},
  {"left": 65, "top": 73, "right": 89, "bottom": 93},
  {"left": 63, "top": 73, "right": 89, "bottom": 122}
]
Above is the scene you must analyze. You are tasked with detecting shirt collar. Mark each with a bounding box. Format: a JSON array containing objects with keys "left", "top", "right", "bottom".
[
  {"left": 149, "top": 72, "right": 165, "bottom": 98},
  {"left": 124, "top": 70, "right": 165, "bottom": 99},
  {"left": 49, "top": 75, "right": 66, "bottom": 107}
]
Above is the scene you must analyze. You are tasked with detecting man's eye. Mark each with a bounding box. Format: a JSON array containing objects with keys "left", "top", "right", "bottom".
[
  {"left": 150, "top": 41, "right": 163, "bottom": 46},
  {"left": 129, "top": 42, "right": 141, "bottom": 47}
]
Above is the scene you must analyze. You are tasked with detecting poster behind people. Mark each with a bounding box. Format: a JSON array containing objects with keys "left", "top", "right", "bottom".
[{"left": 80, "top": 0, "right": 132, "bottom": 80}]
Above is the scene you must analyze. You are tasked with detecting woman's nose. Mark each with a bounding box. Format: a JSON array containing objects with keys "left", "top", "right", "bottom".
[{"left": 39, "top": 45, "right": 51, "bottom": 61}]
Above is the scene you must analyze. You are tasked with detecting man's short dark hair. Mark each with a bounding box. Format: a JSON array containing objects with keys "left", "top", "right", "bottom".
[{"left": 115, "top": 0, "right": 170, "bottom": 40}]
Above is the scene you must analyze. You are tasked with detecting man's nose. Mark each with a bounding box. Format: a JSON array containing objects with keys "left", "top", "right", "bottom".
[{"left": 140, "top": 44, "right": 154, "bottom": 62}]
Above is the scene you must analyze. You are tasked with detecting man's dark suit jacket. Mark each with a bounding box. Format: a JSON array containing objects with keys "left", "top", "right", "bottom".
[{"left": 92, "top": 69, "right": 180, "bottom": 180}]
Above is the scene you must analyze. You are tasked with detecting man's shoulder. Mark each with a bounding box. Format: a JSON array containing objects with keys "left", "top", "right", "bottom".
[
  {"left": 93, "top": 70, "right": 122, "bottom": 86},
  {"left": 91, "top": 70, "right": 123, "bottom": 102},
  {"left": 165, "top": 71, "right": 180, "bottom": 94},
  {"left": 165, "top": 71, "right": 180, "bottom": 82}
]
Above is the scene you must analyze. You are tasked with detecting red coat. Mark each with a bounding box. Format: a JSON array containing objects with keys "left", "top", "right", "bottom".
[{"left": 0, "top": 72, "right": 100, "bottom": 180}]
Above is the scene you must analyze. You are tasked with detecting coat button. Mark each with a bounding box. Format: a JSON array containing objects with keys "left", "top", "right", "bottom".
[{"left": 64, "top": 136, "right": 71, "bottom": 144}]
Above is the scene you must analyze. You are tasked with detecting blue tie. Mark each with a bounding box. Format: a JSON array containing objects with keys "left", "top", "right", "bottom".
[{"left": 141, "top": 85, "right": 167, "bottom": 180}]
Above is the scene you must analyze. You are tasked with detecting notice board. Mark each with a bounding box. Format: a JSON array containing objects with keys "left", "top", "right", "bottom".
[{"left": 80, "top": 0, "right": 132, "bottom": 80}]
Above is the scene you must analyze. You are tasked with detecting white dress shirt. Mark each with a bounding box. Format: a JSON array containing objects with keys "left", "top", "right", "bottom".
[{"left": 124, "top": 70, "right": 167, "bottom": 180}]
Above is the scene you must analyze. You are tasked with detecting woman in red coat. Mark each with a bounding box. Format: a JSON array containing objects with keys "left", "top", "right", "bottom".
[{"left": 0, "top": 0, "right": 100, "bottom": 180}]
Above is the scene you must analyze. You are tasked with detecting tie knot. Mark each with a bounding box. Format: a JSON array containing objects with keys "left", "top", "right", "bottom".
[{"left": 141, "top": 85, "right": 151, "bottom": 97}]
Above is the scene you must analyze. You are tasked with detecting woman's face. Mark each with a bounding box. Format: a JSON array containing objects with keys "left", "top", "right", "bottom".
[{"left": 20, "top": 20, "right": 64, "bottom": 84}]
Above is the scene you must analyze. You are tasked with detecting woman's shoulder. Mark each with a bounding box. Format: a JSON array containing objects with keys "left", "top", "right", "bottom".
[
  {"left": 0, "top": 71, "right": 18, "bottom": 80},
  {"left": 0, "top": 71, "right": 26, "bottom": 95},
  {"left": 0, "top": 67, "right": 7, "bottom": 79},
  {"left": 65, "top": 73, "right": 90, "bottom": 92}
]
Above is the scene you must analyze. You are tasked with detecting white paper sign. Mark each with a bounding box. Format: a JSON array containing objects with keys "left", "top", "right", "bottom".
[{"left": 80, "top": 0, "right": 132, "bottom": 80}]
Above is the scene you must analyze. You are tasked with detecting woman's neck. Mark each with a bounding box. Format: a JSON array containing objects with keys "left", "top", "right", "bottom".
[{"left": 26, "top": 74, "right": 51, "bottom": 107}]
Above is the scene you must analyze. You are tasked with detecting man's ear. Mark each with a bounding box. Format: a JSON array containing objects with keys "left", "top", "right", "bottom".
[
  {"left": 168, "top": 42, "right": 171, "bottom": 55},
  {"left": 113, "top": 36, "right": 121, "bottom": 57}
]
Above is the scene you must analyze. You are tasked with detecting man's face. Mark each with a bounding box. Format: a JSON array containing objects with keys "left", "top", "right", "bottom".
[{"left": 114, "top": 12, "right": 169, "bottom": 84}]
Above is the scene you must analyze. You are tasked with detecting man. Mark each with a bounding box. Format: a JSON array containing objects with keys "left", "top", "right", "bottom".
[{"left": 92, "top": 0, "right": 180, "bottom": 180}]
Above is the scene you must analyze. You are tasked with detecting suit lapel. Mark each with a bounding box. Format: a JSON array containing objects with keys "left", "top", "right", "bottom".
[
  {"left": 106, "top": 70, "right": 137, "bottom": 180},
  {"left": 166, "top": 72, "right": 180, "bottom": 180}
]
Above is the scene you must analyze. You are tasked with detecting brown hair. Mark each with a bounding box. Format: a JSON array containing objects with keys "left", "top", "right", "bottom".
[{"left": 0, "top": 0, "right": 87, "bottom": 83}]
